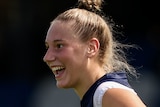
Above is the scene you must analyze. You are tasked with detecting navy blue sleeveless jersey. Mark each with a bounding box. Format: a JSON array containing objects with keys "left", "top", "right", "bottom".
[{"left": 80, "top": 71, "right": 132, "bottom": 107}]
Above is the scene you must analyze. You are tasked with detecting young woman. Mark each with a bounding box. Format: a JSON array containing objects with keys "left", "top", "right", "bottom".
[{"left": 43, "top": 0, "right": 146, "bottom": 107}]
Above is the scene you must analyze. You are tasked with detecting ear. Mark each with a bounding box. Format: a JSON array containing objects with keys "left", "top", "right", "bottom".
[{"left": 87, "top": 38, "right": 100, "bottom": 58}]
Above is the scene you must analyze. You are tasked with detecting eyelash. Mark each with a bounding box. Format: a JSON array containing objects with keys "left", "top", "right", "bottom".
[{"left": 45, "top": 43, "right": 64, "bottom": 50}]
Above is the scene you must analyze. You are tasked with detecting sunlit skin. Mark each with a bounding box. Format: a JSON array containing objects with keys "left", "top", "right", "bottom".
[{"left": 43, "top": 20, "right": 106, "bottom": 99}]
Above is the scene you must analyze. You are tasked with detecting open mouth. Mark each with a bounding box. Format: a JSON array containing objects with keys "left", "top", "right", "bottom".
[{"left": 51, "top": 66, "right": 65, "bottom": 78}]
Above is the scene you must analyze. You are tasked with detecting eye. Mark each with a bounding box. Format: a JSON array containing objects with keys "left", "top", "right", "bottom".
[
  {"left": 56, "top": 43, "right": 63, "bottom": 49},
  {"left": 45, "top": 43, "right": 49, "bottom": 49}
]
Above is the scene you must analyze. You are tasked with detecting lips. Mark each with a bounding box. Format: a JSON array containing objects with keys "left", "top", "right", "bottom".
[
  {"left": 51, "top": 66, "right": 65, "bottom": 72},
  {"left": 51, "top": 66, "right": 65, "bottom": 78}
]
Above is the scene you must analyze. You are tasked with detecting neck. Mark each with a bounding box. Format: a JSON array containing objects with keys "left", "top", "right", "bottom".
[{"left": 73, "top": 66, "right": 106, "bottom": 100}]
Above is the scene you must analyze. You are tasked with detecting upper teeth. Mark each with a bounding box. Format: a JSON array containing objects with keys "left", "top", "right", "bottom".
[{"left": 51, "top": 66, "right": 64, "bottom": 72}]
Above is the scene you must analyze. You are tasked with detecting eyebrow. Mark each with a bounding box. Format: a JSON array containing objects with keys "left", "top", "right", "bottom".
[
  {"left": 45, "top": 39, "right": 64, "bottom": 46},
  {"left": 52, "top": 39, "right": 63, "bottom": 43}
]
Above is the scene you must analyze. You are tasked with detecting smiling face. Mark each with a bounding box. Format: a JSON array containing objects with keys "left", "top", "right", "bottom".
[{"left": 43, "top": 20, "right": 89, "bottom": 88}]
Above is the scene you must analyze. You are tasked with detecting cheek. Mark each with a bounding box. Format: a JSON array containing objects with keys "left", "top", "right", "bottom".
[
  {"left": 66, "top": 53, "right": 87, "bottom": 74},
  {"left": 58, "top": 47, "right": 84, "bottom": 62},
  {"left": 58, "top": 45, "right": 87, "bottom": 69}
]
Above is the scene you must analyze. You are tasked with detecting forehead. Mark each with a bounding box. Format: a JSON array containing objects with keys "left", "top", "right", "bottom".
[{"left": 45, "top": 20, "right": 76, "bottom": 42}]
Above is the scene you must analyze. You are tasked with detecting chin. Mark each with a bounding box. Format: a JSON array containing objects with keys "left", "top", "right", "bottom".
[{"left": 56, "top": 81, "right": 71, "bottom": 89}]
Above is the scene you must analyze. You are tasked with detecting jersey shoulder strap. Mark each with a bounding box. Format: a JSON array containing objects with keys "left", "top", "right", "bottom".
[{"left": 93, "top": 81, "right": 136, "bottom": 107}]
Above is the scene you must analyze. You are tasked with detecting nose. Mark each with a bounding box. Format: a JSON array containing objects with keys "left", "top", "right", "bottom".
[{"left": 43, "top": 48, "right": 56, "bottom": 63}]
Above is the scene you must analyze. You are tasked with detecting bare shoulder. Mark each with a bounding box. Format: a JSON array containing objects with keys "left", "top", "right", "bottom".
[{"left": 102, "top": 88, "right": 146, "bottom": 107}]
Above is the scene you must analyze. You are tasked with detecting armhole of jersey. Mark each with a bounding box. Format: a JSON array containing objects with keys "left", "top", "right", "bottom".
[{"left": 93, "top": 81, "right": 137, "bottom": 107}]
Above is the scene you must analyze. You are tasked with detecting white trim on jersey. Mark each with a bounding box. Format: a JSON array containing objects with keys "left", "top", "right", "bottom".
[{"left": 93, "top": 81, "right": 137, "bottom": 107}]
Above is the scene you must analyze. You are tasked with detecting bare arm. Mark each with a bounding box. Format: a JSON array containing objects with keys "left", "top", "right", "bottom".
[{"left": 102, "top": 88, "right": 146, "bottom": 107}]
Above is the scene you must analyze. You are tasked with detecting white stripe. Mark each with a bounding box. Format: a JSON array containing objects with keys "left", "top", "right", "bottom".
[{"left": 93, "top": 81, "right": 136, "bottom": 107}]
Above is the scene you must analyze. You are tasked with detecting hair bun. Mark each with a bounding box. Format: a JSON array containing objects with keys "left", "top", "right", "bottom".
[{"left": 77, "top": 0, "right": 103, "bottom": 13}]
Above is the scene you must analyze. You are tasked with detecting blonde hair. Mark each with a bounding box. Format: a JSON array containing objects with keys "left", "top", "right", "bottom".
[{"left": 52, "top": 0, "right": 137, "bottom": 76}]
